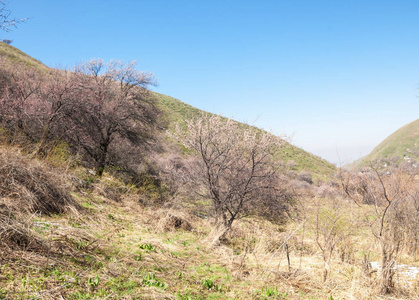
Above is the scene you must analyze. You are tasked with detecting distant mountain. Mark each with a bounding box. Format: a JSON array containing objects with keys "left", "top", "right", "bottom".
[
  {"left": 354, "top": 119, "right": 419, "bottom": 167},
  {"left": 0, "top": 42, "right": 336, "bottom": 180}
]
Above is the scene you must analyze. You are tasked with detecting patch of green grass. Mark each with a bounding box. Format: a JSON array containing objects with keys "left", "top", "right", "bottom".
[
  {"left": 176, "top": 290, "right": 205, "bottom": 300},
  {"left": 258, "top": 286, "right": 287, "bottom": 298},
  {"left": 142, "top": 273, "right": 168, "bottom": 289},
  {"left": 139, "top": 243, "right": 156, "bottom": 252},
  {"left": 201, "top": 278, "right": 222, "bottom": 292},
  {"left": 107, "top": 275, "right": 139, "bottom": 294}
]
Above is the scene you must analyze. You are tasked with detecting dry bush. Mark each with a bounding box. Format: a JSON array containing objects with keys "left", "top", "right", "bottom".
[
  {"left": 157, "top": 211, "right": 193, "bottom": 232},
  {"left": 340, "top": 165, "right": 417, "bottom": 294},
  {"left": 223, "top": 218, "right": 286, "bottom": 260},
  {"left": 316, "top": 182, "right": 340, "bottom": 199},
  {"left": 0, "top": 210, "right": 43, "bottom": 251},
  {"left": 92, "top": 176, "right": 132, "bottom": 202},
  {"left": 0, "top": 147, "right": 79, "bottom": 215},
  {"left": 297, "top": 171, "right": 313, "bottom": 184}
]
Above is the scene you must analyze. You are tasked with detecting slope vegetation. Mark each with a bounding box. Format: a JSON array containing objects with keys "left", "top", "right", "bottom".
[
  {"left": 156, "top": 92, "right": 336, "bottom": 179},
  {"left": 359, "top": 119, "right": 419, "bottom": 165},
  {"left": 0, "top": 42, "right": 46, "bottom": 70},
  {"left": 3, "top": 42, "right": 419, "bottom": 300},
  {"left": 0, "top": 41, "right": 335, "bottom": 179}
]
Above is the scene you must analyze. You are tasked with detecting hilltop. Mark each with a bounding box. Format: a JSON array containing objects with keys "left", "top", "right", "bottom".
[{"left": 0, "top": 42, "right": 46, "bottom": 69}]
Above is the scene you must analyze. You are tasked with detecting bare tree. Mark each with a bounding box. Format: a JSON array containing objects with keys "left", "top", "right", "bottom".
[
  {"left": 340, "top": 165, "right": 415, "bottom": 294},
  {"left": 0, "top": 62, "right": 78, "bottom": 153},
  {"left": 0, "top": 59, "right": 160, "bottom": 177},
  {"left": 314, "top": 198, "right": 352, "bottom": 281},
  {"left": 63, "top": 59, "right": 159, "bottom": 176},
  {"left": 0, "top": 62, "right": 42, "bottom": 144},
  {"left": 34, "top": 69, "right": 77, "bottom": 154},
  {"left": 0, "top": 1, "right": 26, "bottom": 32},
  {"left": 170, "top": 114, "right": 295, "bottom": 244}
]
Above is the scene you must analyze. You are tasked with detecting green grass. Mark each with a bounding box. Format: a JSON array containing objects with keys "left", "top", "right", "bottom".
[
  {"left": 276, "top": 142, "right": 336, "bottom": 180},
  {"left": 155, "top": 92, "right": 204, "bottom": 128}
]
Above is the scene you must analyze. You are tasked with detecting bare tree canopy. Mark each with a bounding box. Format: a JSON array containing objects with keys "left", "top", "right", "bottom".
[
  {"left": 170, "top": 114, "right": 296, "bottom": 243},
  {"left": 0, "top": 1, "right": 26, "bottom": 32},
  {"left": 64, "top": 59, "right": 159, "bottom": 176},
  {"left": 340, "top": 165, "right": 417, "bottom": 294},
  {"left": 0, "top": 59, "right": 160, "bottom": 177}
]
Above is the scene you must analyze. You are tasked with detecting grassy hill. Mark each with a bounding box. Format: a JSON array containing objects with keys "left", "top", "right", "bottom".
[
  {"left": 0, "top": 41, "right": 335, "bottom": 180},
  {"left": 356, "top": 119, "right": 419, "bottom": 166},
  {"left": 0, "top": 42, "right": 47, "bottom": 70},
  {"left": 156, "top": 92, "right": 336, "bottom": 179},
  {"left": 4, "top": 42, "right": 419, "bottom": 299}
]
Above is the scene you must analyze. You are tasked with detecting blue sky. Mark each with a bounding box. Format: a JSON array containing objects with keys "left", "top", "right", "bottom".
[{"left": 3, "top": 0, "right": 419, "bottom": 165}]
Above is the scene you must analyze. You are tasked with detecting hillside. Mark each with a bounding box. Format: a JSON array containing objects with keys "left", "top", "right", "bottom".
[
  {"left": 4, "top": 42, "right": 419, "bottom": 299},
  {"left": 0, "top": 144, "right": 397, "bottom": 300},
  {"left": 0, "top": 42, "right": 47, "bottom": 70},
  {"left": 156, "top": 92, "right": 336, "bottom": 179},
  {"left": 356, "top": 118, "right": 419, "bottom": 166},
  {"left": 0, "top": 42, "right": 335, "bottom": 180}
]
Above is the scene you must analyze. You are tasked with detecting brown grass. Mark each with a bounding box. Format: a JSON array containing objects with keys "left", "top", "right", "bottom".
[
  {"left": 2, "top": 147, "right": 419, "bottom": 299},
  {"left": 0, "top": 146, "right": 79, "bottom": 215},
  {"left": 157, "top": 210, "right": 194, "bottom": 232},
  {"left": 0, "top": 210, "right": 43, "bottom": 251}
]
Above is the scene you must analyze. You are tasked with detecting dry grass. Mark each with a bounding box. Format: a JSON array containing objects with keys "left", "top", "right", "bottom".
[
  {"left": 0, "top": 146, "right": 79, "bottom": 215},
  {"left": 0, "top": 210, "right": 43, "bottom": 251},
  {"left": 157, "top": 210, "right": 194, "bottom": 232},
  {"left": 1, "top": 148, "right": 419, "bottom": 299}
]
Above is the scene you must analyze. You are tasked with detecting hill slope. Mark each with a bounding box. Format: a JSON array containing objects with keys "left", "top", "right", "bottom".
[
  {"left": 0, "top": 42, "right": 336, "bottom": 179},
  {"left": 357, "top": 119, "right": 419, "bottom": 165},
  {"left": 156, "top": 92, "right": 336, "bottom": 179},
  {"left": 0, "top": 42, "right": 47, "bottom": 70}
]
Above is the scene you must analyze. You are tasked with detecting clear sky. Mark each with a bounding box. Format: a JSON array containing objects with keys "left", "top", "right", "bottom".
[{"left": 3, "top": 0, "right": 419, "bottom": 165}]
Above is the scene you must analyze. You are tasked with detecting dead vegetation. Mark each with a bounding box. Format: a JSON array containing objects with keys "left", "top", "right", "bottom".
[
  {"left": 157, "top": 211, "right": 194, "bottom": 232},
  {"left": 1, "top": 151, "right": 419, "bottom": 299},
  {"left": 1, "top": 58, "right": 419, "bottom": 299},
  {"left": 0, "top": 146, "right": 79, "bottom": 215},
  {"left": 0, "top": 210, "right": 43, "bottom": 251}
]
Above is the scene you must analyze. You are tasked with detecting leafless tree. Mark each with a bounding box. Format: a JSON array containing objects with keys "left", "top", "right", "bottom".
[
  {"left": 0, "top": 1, "right": 26, "bottom": 32},
  {"left": 34, "top": 69, "right": 77, "bottom": 154},
  {"left": 0, "top": 59, "right": 161, "bottom": 177},
  {"left": 63, "top": 59, "right": 159, "bottom": 176},
  {"left": 340, "top": 165, "right": 415, "bottom": 294},
  {"left": 314, "top": 197, "right": 352, "bottom": 281},
  {"left": 0, "top": 62, "right": 42, "bottom": 144},
  {"left": 170, "top": 114, "right": 296, "bottom": 244}
]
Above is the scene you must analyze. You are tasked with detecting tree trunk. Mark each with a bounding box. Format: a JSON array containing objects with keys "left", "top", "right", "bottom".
[
  {"left": 380, "top": 244, "right": 395, "bottom": 294},
  {"left": 206, "top": 211, "right": 233, "bottom": 246},
  {"left": 95, "top": 142, "right": 109, "bottom": 177}
]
